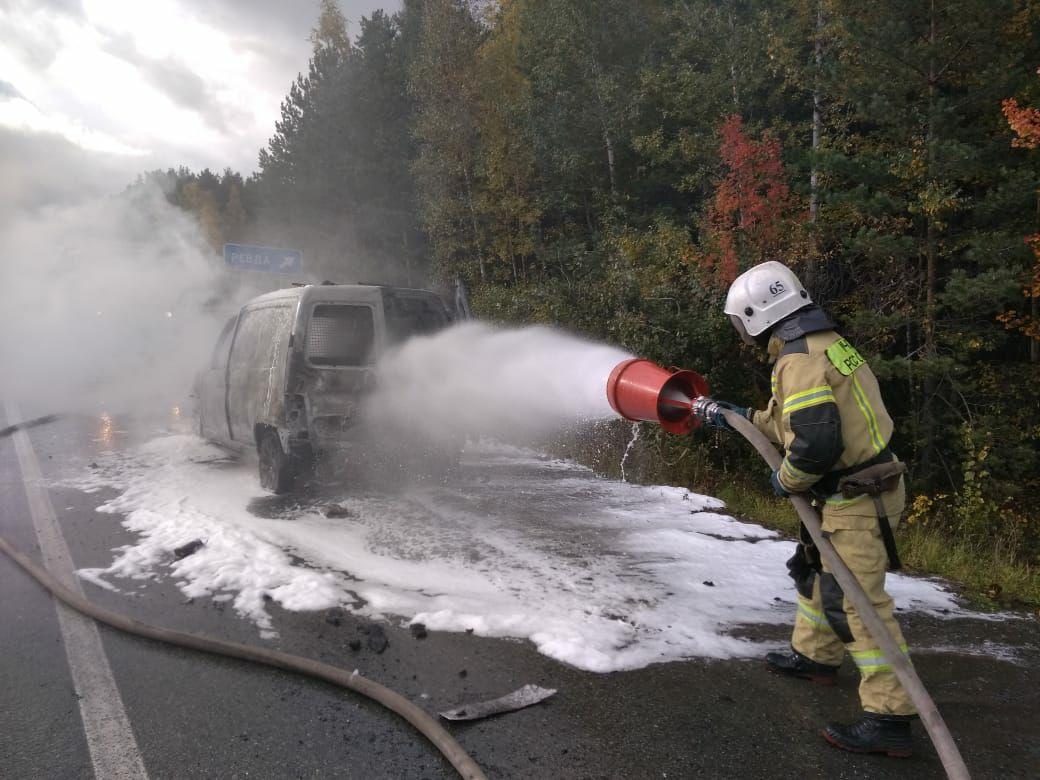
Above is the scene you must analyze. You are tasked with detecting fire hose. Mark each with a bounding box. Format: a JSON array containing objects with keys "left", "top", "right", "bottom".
[
  {"left": 0, "top": 533, "right": 487, "bottom": 780},
  {"left": 719, "top": 407, "right": 970, "bottom": 780},
  {"left": 605, "top": 358, "right": 970, "bottom": 779}
]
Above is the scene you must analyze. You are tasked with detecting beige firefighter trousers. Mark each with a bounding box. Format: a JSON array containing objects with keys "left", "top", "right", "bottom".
[{"left": 790, "top": 500, "right": 916, "bottom": 716}]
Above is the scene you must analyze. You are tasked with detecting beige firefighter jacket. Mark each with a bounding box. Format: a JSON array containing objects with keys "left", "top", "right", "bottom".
[{"left": 751, "top": 328, "right": 906, "bottom": 530}]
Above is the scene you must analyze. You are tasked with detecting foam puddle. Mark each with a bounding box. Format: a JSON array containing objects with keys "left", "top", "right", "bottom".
[{"left": 65, "top": 435, "right": 975, "bottom": 672}]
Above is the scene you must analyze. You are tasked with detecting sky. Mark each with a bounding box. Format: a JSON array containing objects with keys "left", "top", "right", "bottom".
[{"left": 0, "top": 0, "right": 399, "bottom": 205}]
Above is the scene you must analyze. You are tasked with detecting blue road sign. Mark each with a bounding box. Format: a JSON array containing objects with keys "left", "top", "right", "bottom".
[{"left": 223, "top": 243, "right": 302, "bottom": 275}]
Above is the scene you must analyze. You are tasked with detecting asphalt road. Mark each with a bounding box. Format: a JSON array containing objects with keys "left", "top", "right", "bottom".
[{"left": 1, "top": 409, "right": 1038, "bottom": 779}]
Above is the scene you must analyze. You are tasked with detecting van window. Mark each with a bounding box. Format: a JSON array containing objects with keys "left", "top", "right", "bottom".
[
  {"left": 306, "top": 304, "right": 374, "bottom": 366},
  {"left": 383, "top": 294, "right": 448, "bottom": 345}
]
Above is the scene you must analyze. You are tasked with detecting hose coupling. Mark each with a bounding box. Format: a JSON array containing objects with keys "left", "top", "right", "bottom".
[{"left": 690, "top": 396, "right": 721, "bottom": 424}]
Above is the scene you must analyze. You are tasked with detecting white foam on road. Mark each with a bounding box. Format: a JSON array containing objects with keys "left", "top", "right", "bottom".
[
  {"left": 75, "top": 567, "right": 121, "bottom": 592},
  {"left": 65, "top": 435, "right": 972, "bottom": 672}
]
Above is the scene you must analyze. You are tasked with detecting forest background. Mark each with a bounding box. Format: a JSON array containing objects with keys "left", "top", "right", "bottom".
[{"left": 138, "top": 0, "right": 1040, "bottom": 606}]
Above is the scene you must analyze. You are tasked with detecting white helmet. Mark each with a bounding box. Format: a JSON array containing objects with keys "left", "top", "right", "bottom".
[{"left": 724, "top": 260, "right": 811, "bottom": 337}]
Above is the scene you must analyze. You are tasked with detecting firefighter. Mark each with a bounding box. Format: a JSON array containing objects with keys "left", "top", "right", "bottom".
[{"left": 703, "top": 260, "right": 917, "bottom": 757}]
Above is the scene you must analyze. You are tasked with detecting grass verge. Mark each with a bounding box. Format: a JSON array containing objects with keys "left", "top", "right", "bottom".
[
  {"left": 716, "top": 481, "right": 1040, "bottom": 610},
  {"left": 899, "top": 524, "right": 1040, "bottom": 610}
]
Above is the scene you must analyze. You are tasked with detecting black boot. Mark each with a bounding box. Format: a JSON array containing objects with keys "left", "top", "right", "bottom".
[
  {"left": 765, "top": 649, "right": 839, "bottom": 685},
  {"left": 821, "top": 712, "right": 915, "bottom": 757}
]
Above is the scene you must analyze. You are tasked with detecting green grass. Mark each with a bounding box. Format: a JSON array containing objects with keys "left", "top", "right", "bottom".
[
  {"left": 899, "top": 524, "right": 1040, "bottom": 610},
  {"left": 713, "top": 483, "right": 801, "bottom": 537},
  {"left": 714, "top": 482, "right": 1040, "bottom": 610}
]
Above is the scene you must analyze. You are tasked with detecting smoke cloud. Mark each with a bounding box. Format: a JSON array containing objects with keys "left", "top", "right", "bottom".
[{"left": 0, "top": 180, "right": 264, "bottom": 416}]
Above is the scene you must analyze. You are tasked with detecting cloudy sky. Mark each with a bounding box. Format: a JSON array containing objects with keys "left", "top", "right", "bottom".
[{"left": 1, "top": 0, "right": 398, "bottom": 206}]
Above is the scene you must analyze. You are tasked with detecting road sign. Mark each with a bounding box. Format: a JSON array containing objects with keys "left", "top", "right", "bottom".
[{"left": 223, "top": 243, "right": 302, "bottom": 275}]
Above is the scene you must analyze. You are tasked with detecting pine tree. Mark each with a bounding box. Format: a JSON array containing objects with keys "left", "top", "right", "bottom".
[
  {"left": 256, "top": 0, "right": 353, "bottom": 275},
  {"left": 408, "top": 0, "right": 487, "bottom": 281},
  {"left": 516, "top": 0, "right": 656, "bottom": 218},
  {"left": 473, "top": 0, "right": 541, "bottom": 283}
]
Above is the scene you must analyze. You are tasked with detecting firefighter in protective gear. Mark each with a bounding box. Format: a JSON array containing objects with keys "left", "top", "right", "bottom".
[{"left": 708, "top": 260, "right": 917, "bottom": 757}]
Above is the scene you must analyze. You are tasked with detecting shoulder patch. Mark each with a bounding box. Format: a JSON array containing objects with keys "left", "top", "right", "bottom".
[{"left": 826, "top": 338, "right": 866, "bottom": 376}]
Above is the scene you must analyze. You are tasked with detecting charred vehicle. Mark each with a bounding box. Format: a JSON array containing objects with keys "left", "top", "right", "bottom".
[{"left": 196, "top": 284, "right": 454, "bottom": 492}]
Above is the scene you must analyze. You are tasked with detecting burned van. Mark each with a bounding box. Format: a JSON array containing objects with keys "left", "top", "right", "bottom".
[{"left": 196, "top": 284, "right": 454, "bottom": 493}]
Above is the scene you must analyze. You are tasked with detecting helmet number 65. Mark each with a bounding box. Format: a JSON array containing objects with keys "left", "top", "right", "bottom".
[{"left": 769, "top": 281, "right": 786, "bottom": 296}]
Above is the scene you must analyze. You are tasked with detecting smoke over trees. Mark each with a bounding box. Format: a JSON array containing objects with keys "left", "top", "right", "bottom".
[{"left": 163, "top": 0, "right": 1040, "bottom": 568}]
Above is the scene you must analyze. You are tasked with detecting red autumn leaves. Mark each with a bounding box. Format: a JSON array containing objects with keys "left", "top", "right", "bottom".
[
  {"left": 701, "top": 115, "right": 801, "bottom": 285},
  {"left": 1000, "top": 68, "right": 1040, "bottom": 342}
]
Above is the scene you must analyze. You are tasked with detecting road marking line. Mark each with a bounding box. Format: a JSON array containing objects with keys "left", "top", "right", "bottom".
[{"left": 5, "top": 401, "right": 149, "bottom": 780}]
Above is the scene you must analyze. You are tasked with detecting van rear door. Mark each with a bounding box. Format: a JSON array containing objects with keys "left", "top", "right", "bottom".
[
  {"left": 227, "top": 305, "right": 294, "bottom": 443},
  {"left": 298, "top": 302, "right": 377, "bottom": 428}
]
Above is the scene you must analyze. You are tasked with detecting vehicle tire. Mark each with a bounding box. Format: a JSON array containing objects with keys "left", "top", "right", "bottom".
[
  {"left": 293, "top": 446, "right": 317, "bottom": 489},
  {"left": 258, "top": 431, "right": 294, "bottom": 494}
]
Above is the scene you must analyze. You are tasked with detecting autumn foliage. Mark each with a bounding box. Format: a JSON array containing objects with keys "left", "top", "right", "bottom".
[
  {"left": 1000, "top": 69, "right": 1040, "bottom": 344},
  {"left": 1002, "top": 69, "right": 1040, "bottom": 149},
  {"left": 701, "top": 115, "right": 801, "bottom": 285},
  {"left": 996, "top": 235, "right": 1040, "bottom": 341}
]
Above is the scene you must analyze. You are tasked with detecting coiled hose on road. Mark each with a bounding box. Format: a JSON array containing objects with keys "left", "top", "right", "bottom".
[
  {"left": 0, "top": 534, "right": 487, "bottom": 780},
  {"left": 722, "top": 409, "right": 971, "bottom": 780}
]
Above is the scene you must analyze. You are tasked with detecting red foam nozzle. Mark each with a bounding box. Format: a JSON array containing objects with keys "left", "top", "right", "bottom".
[{"left": 605, "top": 358, "right": 710, "bottom": 434}]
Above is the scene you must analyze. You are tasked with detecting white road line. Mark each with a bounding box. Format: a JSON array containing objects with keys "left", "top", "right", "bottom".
[{"left": 5, "top": 401, "right": 149, "bottom": 780}]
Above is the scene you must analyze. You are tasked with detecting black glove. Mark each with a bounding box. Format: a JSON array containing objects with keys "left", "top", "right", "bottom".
[{"left": 770, "top": 468, "right": 791, "bottom": 497}]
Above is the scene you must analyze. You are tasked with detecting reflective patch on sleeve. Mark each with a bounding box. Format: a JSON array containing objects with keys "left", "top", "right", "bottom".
[
  {"left": 782, "top": 386, "right": 836, "bottom": 415},
  {"left": 782, "top": 459, "right": 820, "bottom": 483},
  {"left": 826, "top": 339, "right": 866, "bottom": 376},
  {"left": 779, "top": 458, "right": 823, "bottom": 493}
]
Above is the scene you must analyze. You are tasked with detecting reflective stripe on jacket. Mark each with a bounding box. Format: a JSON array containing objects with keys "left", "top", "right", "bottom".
[{"left": 751, "top": 329, "right": 894, "bottom": 495}]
